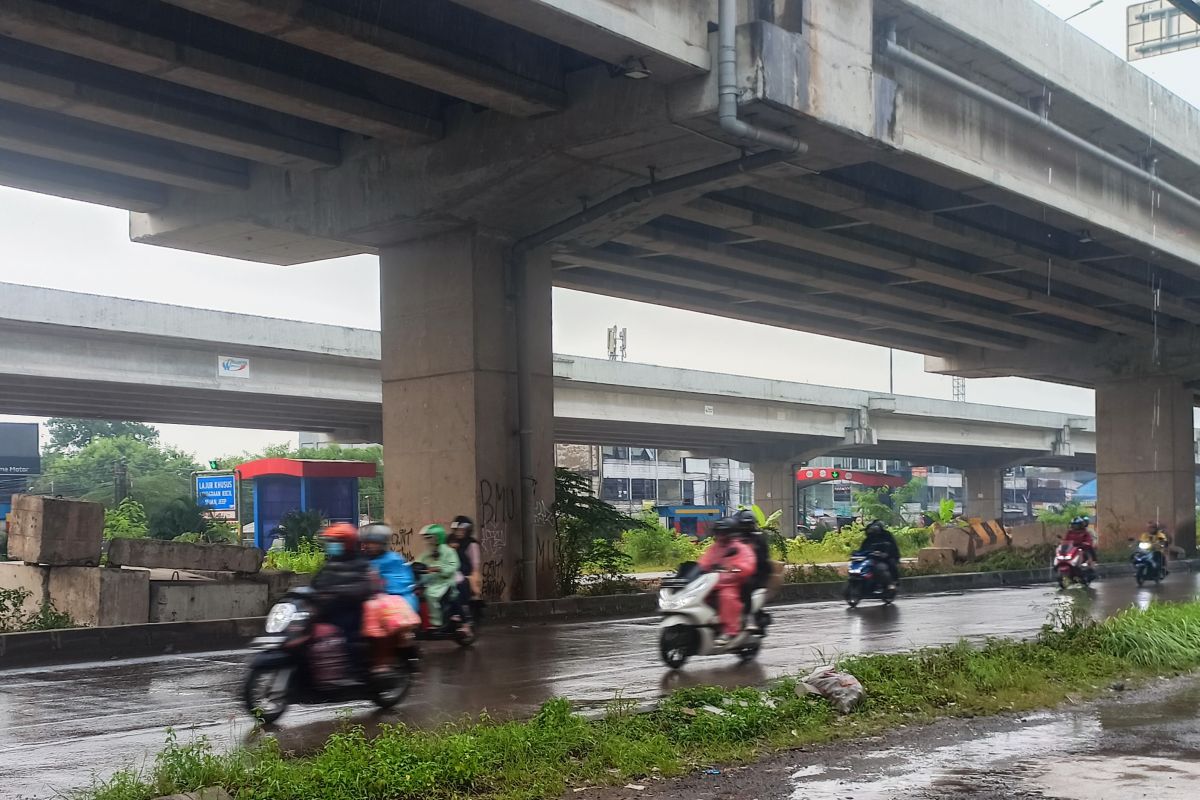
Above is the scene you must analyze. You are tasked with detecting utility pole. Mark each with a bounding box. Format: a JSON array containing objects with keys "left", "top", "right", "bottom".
[{"left": 113, "top": 460, "right": 129, "bottom": 504}]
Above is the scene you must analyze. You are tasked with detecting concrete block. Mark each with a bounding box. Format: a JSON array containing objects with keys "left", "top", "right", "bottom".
[
  {"left": 149, "top": 581, "right": 269, "bottom": 622},
  {"left": 0, "top": 562, "right": 50, "bottom": 618},
  {"left": 917, "top": 547, "right": 957, "bottom": 569},
  {"left": 8, "top": 495, "right": 103, "bottom": 566},
  {"left": 250, "top": 570, "right": 311, "bottom": 604},
  {"left": 48, "top": 567, "right": 149, "bottom": 627},
  {"left": 108, "top": 538, "right": 263, "bottom": 574},
  {"left": 1008, "top": 522, "right": 1056, "bottom": 550}
]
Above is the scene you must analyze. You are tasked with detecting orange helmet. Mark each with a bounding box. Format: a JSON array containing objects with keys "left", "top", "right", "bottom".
[{"left": 320, "top": 522, "right": 359, "bottom": 554}]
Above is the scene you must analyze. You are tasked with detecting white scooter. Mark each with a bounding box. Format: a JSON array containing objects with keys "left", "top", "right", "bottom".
[{"left": 657, "top": 561, "right": 770, "bottom": 669}]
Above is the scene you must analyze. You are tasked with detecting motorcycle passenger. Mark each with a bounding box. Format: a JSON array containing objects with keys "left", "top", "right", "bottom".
[
  {"left": 861, "top": 520, "right": 901, "bottom": 591},
  {"left": 733, "top": 509, "right": 771, "bottom": 628},
  {"left": 359, "top": 523, "right": 418, "bottom": 613},
  {"left": 309, "top": 523, "right": 375, "bottom": 663},
  {"left": 1140, "top": 521, "right": 1171, "bottom": 574},
  {"left": 417, "top": 524, "right": 461, "bottom": 631},
  {"left": 449, "top": 515, "right": 483, "bottom": 621},
  {"left": 1063, "top": 516, "right": 1097, "bottom": 569},
  {"left": 697, "top": 517, "right": 757, "bottom": 646}
]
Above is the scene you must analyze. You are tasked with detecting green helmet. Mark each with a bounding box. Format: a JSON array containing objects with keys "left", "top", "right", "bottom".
[{"left": 420, "top": 523, "right": 447, "bottom": 545}]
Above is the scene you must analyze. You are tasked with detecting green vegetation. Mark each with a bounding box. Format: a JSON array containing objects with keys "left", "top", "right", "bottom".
[
  {"left": 619, "top": 517, "right": 703, "bottom": 572},
  {"left": 1037, "top": 501, "right": 1093, "bottom": 526},
  {"left": 46, "top": 418, "right": 160, "bottom": 452},
  {"left": 0, "top": 588, "right": 74, "bottom": 633},
  {"left": 785, "top": 522, "right": 930, "bottom": 564},
  {"left": 852, "top": 478, "right": 927, "bottom": 527},
  {"left": 263, "top": 538, "right": 325, "bottom": 574},
  {"left": 552, "top": 468, "right": 640, "bottom": 596},
  {"left": 277, "top": 509, "right": 326, "bottom": 551},
  {"left": 80, "top": 601, "right": 1200, "bottom": 800},
  {"left": 103, "top": 497, "right": 150, "bottom": 540}
]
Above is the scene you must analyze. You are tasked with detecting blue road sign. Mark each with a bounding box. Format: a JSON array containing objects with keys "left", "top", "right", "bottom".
[{"left": 195, "top": 473, "right": 237, "bottom": 511}]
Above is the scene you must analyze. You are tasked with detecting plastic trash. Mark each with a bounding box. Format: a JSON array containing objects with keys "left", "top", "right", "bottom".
[{"left": 798, "top": 667, "right": 865, "bottom": 714}]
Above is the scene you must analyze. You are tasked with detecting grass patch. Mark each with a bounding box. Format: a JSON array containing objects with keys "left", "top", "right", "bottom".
[{"left": 80, "top": 600, "right": 1200, "bottom": 800}]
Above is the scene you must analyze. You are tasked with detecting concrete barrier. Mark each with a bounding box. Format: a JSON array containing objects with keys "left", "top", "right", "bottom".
[
  {"left": 3, "top": 559, "right": 1196, "bottom": 669},
  {"left": 918, "top": 548, "right": 956, "bottom": 569},
  {"left": 108, "top": 539, "right": 263, "bottom": 574},
  {"left": 8, "top": 495, "right": 103, "bottom": 566},
  {"left": 0, "top": 562, "right": 50, "bottom": 617},
  {"left": 48, "top": 566, "right": 149, "bottom": 627},
  {"left": 149, "top": 581, "right": 269, "bottom": 622}
]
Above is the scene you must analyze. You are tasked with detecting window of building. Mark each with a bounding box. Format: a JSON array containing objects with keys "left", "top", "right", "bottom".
[
  {"left": 630, "top": 478, "right": 656, "bottom": 502},
  {"left": 630, "top": 447, "right": 656, "bottom": 462},
  {"left": 658, "top": 479, "right": 683, "bottom": 502},
  {"left": 601, "top": 477, "right": 630, "bottom": 501},
  {"left": 601, "top": 446, "right": 629, "bottom": 462},
  {"left": 833, "top": 486, "right": 853, "bottom": 503},
  {"left": 657, "top": 450, "right": 685, "bottom": 465},
  {"left": 739, "top": 481, "right": 754, "bottom": 506},
  {"left": 711, "top": 479, "right": 730, "bottom": 507}
]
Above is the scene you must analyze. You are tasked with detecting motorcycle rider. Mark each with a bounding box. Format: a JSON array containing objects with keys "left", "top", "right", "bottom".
[
  {"left": 697, "top": 517, "right": 757, "bottom": 646},
  {"left": 732, "top": 508, "right": 771, "bottom": 629},
  {"left": 861, "top": 520, "right": 902, "bottom": 591},
  {"left": 309, "top": 522, "right": 375, "bottom": 669},
  {"left": 1139, "top": 520, "right": 1171, "bottom": 574},
  {"left": 449, "top": 515, "right": 483, "bottom": 622},
  {"left": 359, "top": 523, "right": 418, "bottom": 613},
  {"left": 417, "top": 524, "right": 463, "bottom": 631},
  {"left": 1063, "top": 516, "right": 1097, "bottom": 570}
]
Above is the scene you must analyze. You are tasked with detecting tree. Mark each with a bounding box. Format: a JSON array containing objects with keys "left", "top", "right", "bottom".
[
  {"left": 31, "top": 435, "right": 200, "bottom": 518},
  {"left": 150, "top": 497, "right": 212, "bottom": 540},
  {"left": 552, "top": 468, "right": 640, "bottom": 596},
  {"left": 47, "top": 418, "right": 159, "bottom": 452},
  {"left": 103, "top": 497, "right": 150, "bottom": 540}
]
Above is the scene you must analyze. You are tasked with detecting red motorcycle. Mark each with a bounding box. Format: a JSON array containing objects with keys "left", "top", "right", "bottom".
[{"left": 1053, "top": 543, "right": 1095, "bottom": 589}]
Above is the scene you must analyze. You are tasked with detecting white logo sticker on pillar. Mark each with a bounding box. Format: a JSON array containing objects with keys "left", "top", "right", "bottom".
[{"left": 217, "top": 355, "right": 251, "bottom": 379}]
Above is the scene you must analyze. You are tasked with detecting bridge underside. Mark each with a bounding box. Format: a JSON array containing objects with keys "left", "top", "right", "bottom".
[{"left": 1, "top": 0, "right": 1198, "bottom": 581}]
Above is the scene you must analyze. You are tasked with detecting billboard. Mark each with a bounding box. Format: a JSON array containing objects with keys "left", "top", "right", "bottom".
[
  {"left": 0, "top": 422, "right": 40, "bottom": 476},
  {"left": 1128, "top": 1, "right": 1200, "bottom": 61}
]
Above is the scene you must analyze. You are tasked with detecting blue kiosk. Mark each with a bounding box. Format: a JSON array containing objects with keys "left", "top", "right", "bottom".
[{"left": 238, "top": 458, "right": 377, "bottom": 549}]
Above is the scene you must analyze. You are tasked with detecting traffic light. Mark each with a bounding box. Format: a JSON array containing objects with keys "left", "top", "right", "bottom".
[
  {"left": 830, "top": 470, "right": 841, "bottom": 479},
  {"left": 208, "top": 460, "right": 220, "bottom": 470}
]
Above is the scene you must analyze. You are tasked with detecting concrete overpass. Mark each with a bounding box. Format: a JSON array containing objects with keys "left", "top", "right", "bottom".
[
  {"left": 0, "top": 1, "right": 1198, "bottom": 587},
  {"left": 0, "top": 280, "right": 1123, "bottom": 529}
]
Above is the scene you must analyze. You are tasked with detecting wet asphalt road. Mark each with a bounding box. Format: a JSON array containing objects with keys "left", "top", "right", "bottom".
[{"left": 3, "top": 575, "right": 1199, "bottom": 799}]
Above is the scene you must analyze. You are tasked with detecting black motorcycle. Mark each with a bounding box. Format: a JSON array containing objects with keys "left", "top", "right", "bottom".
[
  {"left": 1132, "top": 542, "right": 1167, "bottom": 586},
  {"left": 844, "top": 549, "right": 898, "bottom": 607},
  {"left": 241, "top": 586, "right": 411, "bottom": 723},
  {"left": 409, "top": 562, "right": 477, "bottom": 647}
]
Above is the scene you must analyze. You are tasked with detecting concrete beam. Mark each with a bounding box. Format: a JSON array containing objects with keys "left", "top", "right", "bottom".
[
  {"left": 675, "top": 196, "right": 1155, "bottom": 339},
  {"left": 0, "top": 148, "right": 165, "bottom": 211},
  {"left": 765, "top": 175, "right": 1200, "bottom": 327},
  {"left": 559, "top": 247, "right": 1026, "bottom": 351},
  {"left": 161, "top": 0, "right": 565, "bottom": 116},
  {"left": 555, "top": 268, "right": 963, "bottom": 357},
  {"left": 0, "top": 56, "right": 340, "bottom": 168},
  {"left": 0, "top": 103, "right": 248, "bottom": 192},
  {"left": 0, "top": 0, "right": 442, "bottom": 141},
  {"left": 618, "top": 224, "right": 1089, "bottom": 347},
  {"left": 447, "top": 0, "right": 712, "bottom": 81}
]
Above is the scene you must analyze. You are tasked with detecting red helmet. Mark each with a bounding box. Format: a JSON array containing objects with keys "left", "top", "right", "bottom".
[{"left": 320, "top": 522, "right": 359, "bottom": 548}]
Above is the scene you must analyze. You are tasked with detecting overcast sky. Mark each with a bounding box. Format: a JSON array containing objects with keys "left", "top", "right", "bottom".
[{"left": 1, "top": 0, "right": 1197, "bottom": 460}]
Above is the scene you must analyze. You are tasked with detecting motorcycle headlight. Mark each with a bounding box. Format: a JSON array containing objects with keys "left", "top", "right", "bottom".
[
  {"left": 1139, "top": 542, "right": 1152, "bottom": 551},
  {"left": 658, "top": 575, "right": 715, "bottom": 612},
  {"left": 265, "top": 602, "right": 298, "bottom": 634}
]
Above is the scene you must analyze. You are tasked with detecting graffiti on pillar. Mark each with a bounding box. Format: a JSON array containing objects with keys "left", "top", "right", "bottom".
[
  {"left": 532, "top": 498, "right": 555, "bottom": 530},
  {"left": 535, "top": 537, "right": 558, "bottom": 576},
  {"left": 479, "top": 478, "right": 515, "bottom": 555},
  {"left": 389, "top": 526, "right": 414, "bottom": 558},
  {"left": 480, "top": 559, "right": 507, "bottom": 600}
]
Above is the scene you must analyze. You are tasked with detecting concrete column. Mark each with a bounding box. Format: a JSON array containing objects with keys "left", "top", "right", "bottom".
[
  {"left": 750, "top": 461, "right": 796, "bottom": 537},
  {"left": 963, "top": 467, "right": 1003, "bottom": 521},
  {"left": 379, "top": 230, "right": 555, "bottom": 600},
  {"left": 1096, "top": 377, "right": 1196, "bottom": 554}
]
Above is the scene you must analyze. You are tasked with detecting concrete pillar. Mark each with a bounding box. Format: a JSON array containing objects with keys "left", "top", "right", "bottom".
[
  {"left": 379, "top": 230, "right": 555, "bottom": 600},
  {"left": 963, "top": 466, "right": 1003, "bottom": 521},
  {"left": 1096, "top": 376, "right": 1196, "bottom": 554},
  {"left": 751, "top": 461, "right": 796, "bottom": 537}
]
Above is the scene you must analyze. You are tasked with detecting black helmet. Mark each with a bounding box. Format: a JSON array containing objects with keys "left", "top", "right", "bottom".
[
  {"left": 359, "top": 523, "right": 392, "bottom": 546},
  {"left": 711, "top": 517, "right": 738, "bottom": 537},
  {"left": 450, "top": 515, "right": 474, "bottom": 535},
  {"left": 732, "top": 509, "right": 757, "bottom": 532},
  {"left": 1069, "top": 516, "right": 1088, "bottom": 530},
  {"left": 865, "top": 520, "right": 888, "bottom": 536}
]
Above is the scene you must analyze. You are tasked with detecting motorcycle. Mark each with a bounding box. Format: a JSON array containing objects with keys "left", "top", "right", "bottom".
[
  {"left": 242, "top": 586, "right": 412, "bottom": 723},
  {"left": 1053, "top": 543, "right": 1096, "bottom": 589},
  {"left": 1132, "top": 541, "right": 1167, "bottom": 586},
  {"left": 410, "top": 562, "right": 477, "bottom": 647},
  {"left": 844, "top": 550, "right": 897, "bottom": 608},
  {"left": 657, "top": 561, "right": 771, "bottom": 669}
]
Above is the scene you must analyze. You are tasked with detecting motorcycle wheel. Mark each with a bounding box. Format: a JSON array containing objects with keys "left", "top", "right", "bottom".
[
  {"left": 737, "top": 642, "right": 761, "bottom": 664},
  {"left": 242, "top": 665, "right": 292, "bottom": 724},
  {"left": 1058, "top": 574, "right": 1070, "bottom": 590},
  {"left": 882, "top": 588, "right": 897, "bottom": 606},
  {"left": 370, "top": 668, "right": 412, "bottom": 711},
  {"left": 1136, "top": 568, "right": 1146, "bottom": 587},
  {"left": 659, "top": 625, "right": 694, "bottom": 670},
  {"left": 454, "top": 626, "right": 477, "bottom": 648},
  {"left": 844, "top": 582, "right": 862, "bottom": 608}
]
